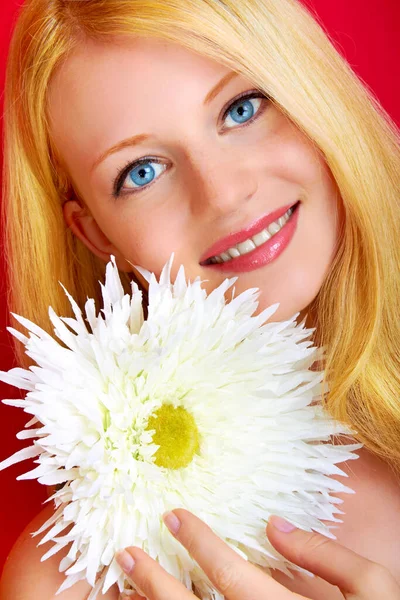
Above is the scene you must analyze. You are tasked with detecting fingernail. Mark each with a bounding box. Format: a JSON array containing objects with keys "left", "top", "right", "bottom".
[
  {"left": 162, "top": 510, "right": 181, "bottom": 535},
  {"left": 269, "top": 515, "right": 297, "bottom": 533},
  {"left": 116, "top": 549, "right": 136, "bottom": 574}
]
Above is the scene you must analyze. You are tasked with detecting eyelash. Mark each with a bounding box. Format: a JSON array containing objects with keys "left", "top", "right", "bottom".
[{"left": 112, "top": 89, "right": 270, "bottom": 198}]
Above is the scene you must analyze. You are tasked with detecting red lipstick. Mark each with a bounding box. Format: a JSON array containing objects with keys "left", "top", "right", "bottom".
[{"left": 200, "top": 201, "right": 300, "bottom": 273}]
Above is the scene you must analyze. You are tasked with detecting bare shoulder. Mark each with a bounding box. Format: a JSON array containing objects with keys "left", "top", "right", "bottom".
[
  {"left": 0, "top": 503, "right": 119, "bottom": 600},
  {"left": 327, "top": 444, "right": 400, "bottom": 574},
  {"left": 271, "top": 445, "right": 400, "bottom": 599}
]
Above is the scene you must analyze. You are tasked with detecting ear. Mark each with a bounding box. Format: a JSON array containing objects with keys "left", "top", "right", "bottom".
[{"left": 63, "top": 200, "right": 132, "bottom": 272}]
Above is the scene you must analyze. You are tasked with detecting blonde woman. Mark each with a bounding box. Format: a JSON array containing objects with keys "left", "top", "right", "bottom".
[{"left": 1, "top": 0, "right": 400, "bottom": 599}]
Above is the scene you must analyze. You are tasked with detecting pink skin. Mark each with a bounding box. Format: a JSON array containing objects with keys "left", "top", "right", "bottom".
[{"left": 48, "top": 36, "right": 342, "bottom": 324}]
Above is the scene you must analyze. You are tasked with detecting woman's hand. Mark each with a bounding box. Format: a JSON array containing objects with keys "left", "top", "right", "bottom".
[{"left": 115, "top": 509, "right": 400, "bottom": 600}]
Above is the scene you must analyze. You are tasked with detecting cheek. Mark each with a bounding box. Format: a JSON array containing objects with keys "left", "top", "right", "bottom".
[
  {"left": 259, "top": 129, "right": 325, "bottom": 189},
  {"left": 255, "top": 222, "right": 338, "bottom": 322},
  {"left": 277, "top": 196, "right": 340, "bottom": 318},
  {"left": 251, "top": 147, "right": 340, "bottom": 318},
  {"left": 254, "top": 109, "right": 329, "bottom": 189},
  {"left": 99, "top": 202, "right": 192, "bottom": 274}
]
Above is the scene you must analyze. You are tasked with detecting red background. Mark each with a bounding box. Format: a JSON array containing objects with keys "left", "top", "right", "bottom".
[{"left": 0, "top": 0, "right": 399, "bottom": 575}]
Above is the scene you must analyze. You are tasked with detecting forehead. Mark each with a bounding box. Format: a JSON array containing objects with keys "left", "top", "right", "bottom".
[
  {"left": 47, "top": 37, "right": 233, "bottom": 182},
  {"left": 48, "top": 37, "right": 230, "bottom": 139}
]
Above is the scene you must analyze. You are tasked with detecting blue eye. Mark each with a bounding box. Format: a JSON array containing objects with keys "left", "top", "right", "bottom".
[
  {"left": 224, "top": 96, "right": 263, "bottom": 128},
  {"left": 115, "top": 159, "right": 167, "bottom": 196},
  {"left": 127, "top": 162, "right": 166, "bottom": 188}
]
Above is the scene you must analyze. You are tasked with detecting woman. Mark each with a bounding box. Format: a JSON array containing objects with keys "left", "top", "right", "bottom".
[{"left": 0, "top": 0, "right": 399, "bottom": 598}]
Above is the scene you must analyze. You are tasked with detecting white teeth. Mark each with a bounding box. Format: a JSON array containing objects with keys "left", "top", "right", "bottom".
[
  {"left": 208, "top": 204, "right": 296, "bottom": 265},
  {"left": 252, "top": 229, "right": 271, "bottom": 247},
  {"left": 237, "top": 240, "right": 256, "bottom": 254},
  {"left": 228, "top": 247, "right": 241, "bottom": 258},
  {"left": 267, "top": 222, "right": 281, "bottom": 235}
]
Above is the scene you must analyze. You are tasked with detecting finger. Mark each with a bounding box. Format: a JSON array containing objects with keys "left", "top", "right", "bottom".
[
  {"left": 163, "top": 509, "right": 293, "bottom": 599},
  {"left": 116, "top": 547, "right": 194, "bottom": 600},
  {"left": 267, "top": 516, "right": 400, "bottom": 597}
]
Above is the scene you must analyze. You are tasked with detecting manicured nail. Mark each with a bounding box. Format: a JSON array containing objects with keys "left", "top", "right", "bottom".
[
  {"left": 162, "top": 510, "right": 181, "bottom": 535},
  {"left": 116, "top": 549, "right": 136, "bottom": 574},
  {"left": 269, "top": 515, "right": 297, "bottom": 533}
]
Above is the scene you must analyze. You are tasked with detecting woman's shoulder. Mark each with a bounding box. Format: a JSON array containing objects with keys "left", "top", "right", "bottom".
[
  {"left": 0, "top": 503, "right": 119, "bottom": 600},
  {"left": 271, "top": 445, "right": 400, "bottom": 599}
]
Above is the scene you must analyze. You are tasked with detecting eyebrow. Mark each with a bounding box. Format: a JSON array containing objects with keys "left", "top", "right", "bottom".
[
  {"left": 91, "top": 71, "right": 240, "bottom": 172},
  {"left": 203, "top": 71, "right": 239, "bottom": 106}
]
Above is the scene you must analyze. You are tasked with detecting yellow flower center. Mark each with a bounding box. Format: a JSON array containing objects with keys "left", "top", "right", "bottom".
[{"left": 146, "top": 404, "right": 200, "bottom": 469}]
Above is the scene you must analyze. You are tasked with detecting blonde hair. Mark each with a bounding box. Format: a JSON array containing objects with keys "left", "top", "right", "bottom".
[{"left": 3, "top": 0, "right": 400, "bottom": 473}]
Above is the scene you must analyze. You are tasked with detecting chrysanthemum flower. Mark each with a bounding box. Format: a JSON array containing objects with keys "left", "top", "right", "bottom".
[{"left": 0, "top": 255, "right": 361, "bottom": 599}]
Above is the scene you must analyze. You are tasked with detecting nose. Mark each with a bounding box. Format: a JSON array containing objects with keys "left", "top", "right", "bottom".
[{"left": 186, "top": 146, "right": 258, "bottom": 219}]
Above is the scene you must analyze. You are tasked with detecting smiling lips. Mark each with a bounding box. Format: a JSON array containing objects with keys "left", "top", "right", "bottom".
[{"left": 199, "top": 200, "right": 301, "bottom": 273}]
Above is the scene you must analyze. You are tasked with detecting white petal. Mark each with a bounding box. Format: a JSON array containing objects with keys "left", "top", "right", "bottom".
[
  {"left": 48, "top": 307, "right": 78, "bottom": 351},
  {"left": 0, "top": 369, "right": 36, "bottom": 391},
  {"left": 131, "top": 263, "right": 152, "bottom": 285},
  {"left": 0, "top": 445, "right": 43, "bottom": 470},
  {"left": 84, "top": 298, "right": 98, "bottom": 333},
  {"left": 7, "top": 326, "right": 29, "bottom": 345},
  {"left": 10, "top": 313, "right": 53, "bottom": 340},
  {"left": 38, "top": 520, "right": 69, "bottom": 545},
  {"left": 55, "top": 572, "right": 86, "bottom": 595},
  {"left": 159, "top": 253, "right": 175, "bottom": 286},
  {"left": 87, "top": 574, "right": 107, "bottom": 600},
  {"left": 2, "top": 399, "right": 27, "bottom": 408},
  {"left": 31, "top": 503, "right": 65, "bottom": 536},
  {"left": 129, "top": 290, "right": 144, "bottom": 334},
  {"left": 16, "top": 428, "right": 44, "bottom": 439},
  {"left": 102, "top": 557, "right": 121, "bottom": 593},
  {"left": 40, "top": 540, "right": 70, "bottom": 561},
  {"left": 59, "top": 283, "right": 87, "bottom": 327}
]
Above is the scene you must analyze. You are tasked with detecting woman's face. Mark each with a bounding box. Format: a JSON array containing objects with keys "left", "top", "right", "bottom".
[{"left": 48, "top": 37, "right": 341, "bottom": 322}]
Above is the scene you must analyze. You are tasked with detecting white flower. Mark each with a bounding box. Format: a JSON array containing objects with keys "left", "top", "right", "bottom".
[{"left": 0, "top": 255, "right": 361, "bottom": 599}]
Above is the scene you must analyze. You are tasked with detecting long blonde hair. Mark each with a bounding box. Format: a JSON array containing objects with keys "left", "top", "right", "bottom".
[{"left": 2, "top": 0, "right": 400, "bottom": 473}]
